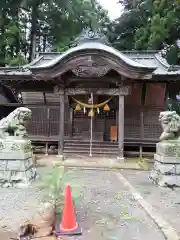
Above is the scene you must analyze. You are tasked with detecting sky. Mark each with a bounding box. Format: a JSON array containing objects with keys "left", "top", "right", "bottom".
[{"left": 98, "top": 0, "right": 124, "bottom": 20}]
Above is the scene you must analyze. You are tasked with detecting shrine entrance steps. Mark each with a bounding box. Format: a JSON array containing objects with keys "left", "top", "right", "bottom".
[
  {"left": 31, "top": 138, "right": 155, "bottom": 158},
  {"left": 63, "top": 140, "right": 155, "bottom": 158},
  {"left": 64, "top": 140, "right": 118, "bottom": 157}
]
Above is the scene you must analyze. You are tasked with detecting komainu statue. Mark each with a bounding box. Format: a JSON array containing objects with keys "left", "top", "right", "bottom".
[
  {"left": 0, "top": 107, "right": 36, "bottom": 188},
  {"left": 150, "top": 110, "right": 180, "bottom": 187},
  {"left": 0, "top": 107, "right": 32, "bottom": 139},
  {"left": 159, "top": 111, "right": 180, "bottom": 141}
]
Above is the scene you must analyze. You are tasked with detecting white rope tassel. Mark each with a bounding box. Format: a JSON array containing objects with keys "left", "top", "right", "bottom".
[{"left": 89, "top": 92, "right": 93, "bottom": 157}]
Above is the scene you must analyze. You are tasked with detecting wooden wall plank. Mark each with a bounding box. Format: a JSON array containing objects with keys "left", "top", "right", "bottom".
[
  {"left": 22, "top": 92, "right": 44, "bottom": 104},
  {"left": 145, "top": 83, "right": 166, "bottom": 106},
  {"left": 125, "top": 83, "right": 142, "bottom": 105}
]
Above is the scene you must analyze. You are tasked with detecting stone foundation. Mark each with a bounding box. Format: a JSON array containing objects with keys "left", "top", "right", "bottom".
[
  {"left": 0, "top": 138, "right": 37, "bottom": 188},
  {"left": 150, "top": 141, "right": 180, "bottom": 187}
]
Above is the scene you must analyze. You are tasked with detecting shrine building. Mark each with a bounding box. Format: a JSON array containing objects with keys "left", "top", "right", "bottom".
[{"left": 0, "top": 28, "right": 180, "bottom": 159}]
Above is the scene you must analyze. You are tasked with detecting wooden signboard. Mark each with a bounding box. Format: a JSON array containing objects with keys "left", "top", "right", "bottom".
[{"left": 110, "top": 126, "right": 118, "bottom": 142}]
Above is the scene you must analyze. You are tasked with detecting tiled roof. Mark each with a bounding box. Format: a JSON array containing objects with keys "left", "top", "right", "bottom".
[
  {"left": 29, "top": 42, "right": 153, "bottom": 70},
  {"left": 1, "top": 46, "right": 180, "bottom": 77}
]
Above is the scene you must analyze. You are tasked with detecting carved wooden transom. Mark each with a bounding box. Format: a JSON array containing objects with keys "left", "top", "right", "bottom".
[
  {"left": 71, "top": 55, "right": 111, "bottom": 77},
  {"left": 72, "top": 65, "right": 110, "bottom": 77}
]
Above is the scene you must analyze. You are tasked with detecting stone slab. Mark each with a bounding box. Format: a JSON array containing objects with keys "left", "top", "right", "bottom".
[
  {"left": 154, "top": 161, "right": 180, "bottom": 175},
  {"left": 0, "top": 157, "right": 34, "bottom": 171},
  {"left": 154, "top": 153, "right": 180, "bottom": 164},
  {"left": 0, "top": 138, "right": 36, "bottom": 187},
  {"left": 156, "top": 141, "right": 180, "bottom": 157},
  {"left": 0, "top": 138, "right": 32, "bottom": 159},
  {"left": 150, "top": 169, "right": 180, "bottom": 187},
  {"left": 0, "top": 167, "right": 36, "bottom": 183},
  {"left": 0, "top": 166, "right": 36, "bottom": 183},
  {"left": 0, "top": 152, "right": 32, "bottom": 160}
]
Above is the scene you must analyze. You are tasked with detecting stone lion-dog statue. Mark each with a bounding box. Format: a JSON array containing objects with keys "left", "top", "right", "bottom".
[
  {"left": 159, "top": 111, "right": 180, "bottom": 141},
  {"left": 0, "top": 107, "right": 32, "bottom": 138}
]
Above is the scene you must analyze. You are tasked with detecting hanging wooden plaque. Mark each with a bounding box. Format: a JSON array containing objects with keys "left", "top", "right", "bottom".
[{"left": 110, "top": 126, "right": 118, "bottom": 142}]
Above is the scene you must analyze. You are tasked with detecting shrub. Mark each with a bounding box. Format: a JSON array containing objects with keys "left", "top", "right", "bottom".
[{"left": 38, "top": 166, "right": 82, "bottom": 215}]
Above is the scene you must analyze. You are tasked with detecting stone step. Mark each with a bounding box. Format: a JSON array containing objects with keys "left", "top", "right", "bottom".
[
  {"left": 64, "top": 142, "right": 118, "bottom": 154},
  {"left": 64, "top": 147, "right": 118, "bottom": 152},
  {"left": 64, "top": 152, "right": 118, "bottom": 157},
  {"left": 64, "top": 141, "right": 118, "bottom": 146},
  {"left": 63, "top": 149, "right": 118, "bottom": 154},
  {"left": 64, "top": 144, "right": 118, "bottom": 149}
]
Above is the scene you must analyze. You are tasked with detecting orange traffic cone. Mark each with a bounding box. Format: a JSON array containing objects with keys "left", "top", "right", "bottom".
[{"left": 55, "top": 184, "right": 82, "bottom": 237}]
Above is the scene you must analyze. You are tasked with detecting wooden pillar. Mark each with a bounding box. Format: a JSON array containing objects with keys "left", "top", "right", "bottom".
[
  {"left": 45, "top": 107, "right": 50, "bottom": 156},
  {"left": 69, "top": 108, "right": 73, "bottom": 137},
  {"left": 118, "top": 93, "right": 125, "bottom": 160},
  {"left": 57, "top": 90, "right": 65, "bottom": 157},
  {"left": 140, "top": 108, "right": 144, "bottom": 158}
]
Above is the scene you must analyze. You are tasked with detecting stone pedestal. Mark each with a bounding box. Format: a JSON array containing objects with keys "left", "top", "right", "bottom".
[
  {"left": 0, "top": 138, "right": 37, "bottom": 187},
  {"left": 150, "top": 140, "right": 180, "bottom": 187}
]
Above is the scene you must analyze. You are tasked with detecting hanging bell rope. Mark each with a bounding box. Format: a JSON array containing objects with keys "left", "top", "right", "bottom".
[{"left": 72, "top": 96, "right": 113, "bottom": 109}]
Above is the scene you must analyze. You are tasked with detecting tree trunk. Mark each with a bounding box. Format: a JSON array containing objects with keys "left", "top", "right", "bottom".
[
  {"left": 43, "top": 34, "right": 47, "bottom": 52},
  {"left": 11, "top": 1, "right": 20, "bottom": 57},
  {"left": 28, "top": 3, "right": 39, "bottom": 62},
  {"left": 15, "top": 8, "right": 20, "bottom": 55},
  {"left": 0, "top": 11, "right": 6, "bottom": 67}
]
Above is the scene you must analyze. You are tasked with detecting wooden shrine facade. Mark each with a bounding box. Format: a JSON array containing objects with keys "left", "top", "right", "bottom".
[
  {"left": 22, "top": 82, "right": 165, "bottom": 158},
  {"left": 22, "top": 82, "right": 165, "bottom": 142},
  {"left": 0, "top": 29, "right": 179, "bottom": 158}
]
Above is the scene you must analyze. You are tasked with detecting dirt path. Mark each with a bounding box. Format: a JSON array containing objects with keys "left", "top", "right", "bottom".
[{"left": 0, "top": 227, "right": 15, "bottom": 240}]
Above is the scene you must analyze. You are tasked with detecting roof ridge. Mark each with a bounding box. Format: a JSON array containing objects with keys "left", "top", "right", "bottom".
[
  {"left": 121, "top": 50, "right": 159, "bottom": 54},
  {"left": 38, "top": 52, "right": 64, "bottom": 55},
  {"left": 37, "top": 50, "right": 159, "bottom": 55},
  {"left": 154, "top": 53, "right": 170, "bottom": 69},
  {"left": 22, "top": 56, "right": 44, "bottom": 68}
]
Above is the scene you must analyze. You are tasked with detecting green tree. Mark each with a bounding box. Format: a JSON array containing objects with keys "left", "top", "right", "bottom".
[
  {"left": 112, "top": 0, "right": 180, "bottom": 64},
  {"left": 0, "top": 0, "right": 109, "bottom": 66}
]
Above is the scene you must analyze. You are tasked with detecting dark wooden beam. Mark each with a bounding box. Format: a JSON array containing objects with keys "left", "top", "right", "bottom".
[
  {"left": 54, "top": 86, "right": 131, "bottom": 96},
  {"left": 43, "top": 92, "right": 47, "bottom": 104},
  {"left": 0, "top": 103, "right": 59, "bottom": 107},
  {"left": 118, "top": 93, "right": 124, "bottom": 160},
  {"left": 69, "top": 108, "right": 73, "bottom": 137},
  {"left": 65, "top": 76, "right": 121, "bottom": 84},
  {"left": 140, "top": 107, "right": 144, "bottom": 158},
  {"left": 58, "top": 91, "right": 65, "bottom": 157},
  {"left": 1, "top": 81, "right": 55, "bottom": 92},
  {"left": 0, "top": 76, "right": 33, "bottom": 81}
]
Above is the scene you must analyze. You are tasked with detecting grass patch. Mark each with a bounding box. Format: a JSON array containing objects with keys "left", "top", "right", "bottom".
[{"left": 37, "top": 166, "right": 82, "bottom": 213}]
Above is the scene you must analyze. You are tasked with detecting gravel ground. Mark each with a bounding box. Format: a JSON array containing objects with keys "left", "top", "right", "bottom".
[
  {"left": 121, "top": 169, "right": 180, "bottom": 236},
  {"left": 0, "top": 167, "right": 166, "bottom": 239},
  {"left": 0, "top": 167, "right": 50, "bottom": 232},
  {"left": 73, "top": 169, "right": 165, "bottom": 240},
  {"left": 0, "top": 185, "right": 44, "bottom": 231}
]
